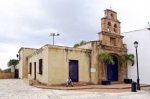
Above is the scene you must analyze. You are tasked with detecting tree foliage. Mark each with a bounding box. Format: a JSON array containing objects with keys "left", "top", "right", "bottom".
[
  {"left": 99, "top": 52, "right": 114, "bottom": 64},
  {"left": 121, "top": 54, "right": 134, "bottom": 66},
  {"left": 3, "top": 68, "right": 11, "bottom": 73},
  {"left": 79, "top": 40, "right": 87, "bottom": 45},
  {"left": 99, "top": 51, "right": 114, "bottom": 80},
  {"left": 0, "top": 68, "right": 2, "bottom": 72},
  {"left": 73, "top": 40, "right": 87, "bottom": 47},
  {"left": 7, "top": 59, "right": 19, "bottom": 67},
  {"left": 121, "top": 53, "right": 134, "bottom": 79},
  {"left": 73, "top": 43, "right": 80, "bottom": 48}
]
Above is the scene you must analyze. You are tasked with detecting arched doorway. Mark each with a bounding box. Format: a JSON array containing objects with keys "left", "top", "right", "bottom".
[{"left": 107, "top": 56, "right": 118, "bottom": 81}]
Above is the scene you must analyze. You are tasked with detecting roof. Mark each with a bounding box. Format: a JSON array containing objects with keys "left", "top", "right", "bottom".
[
  {"left": 18, "top": 47, "right": 37, "bottom": 53},
  {"left": 123, "top": 28, "right": 150, "bottom": 34},
  {"left": 27, "top": 44, "right": 92, "bottom": 59},
  {"left": 105, "top": 9, "right": 117, "bottom": 14}
]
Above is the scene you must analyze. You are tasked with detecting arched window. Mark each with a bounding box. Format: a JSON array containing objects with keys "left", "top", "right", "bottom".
[
  {"left": 107, "top": 22, "right": 111, "bottom": 31},
  {"left": 114, "top": 24, "right": 117, "bottom": 28},
  {"left": 114, "top": 24, "right": 117, "bottom": 32},
  {"left": 110, "top": 13, "right": 113, "bottom": 19}
]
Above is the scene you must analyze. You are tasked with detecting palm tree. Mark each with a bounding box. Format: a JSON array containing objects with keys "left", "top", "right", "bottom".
[
  {"left": 121, "top": 54, "right": 134, "bottom": 66},
  {"left": 121, "top": 53, "right": 135, "bottom": 83},
  {"left": 99, "top": 52, "right": 114, "bottom": 80}
]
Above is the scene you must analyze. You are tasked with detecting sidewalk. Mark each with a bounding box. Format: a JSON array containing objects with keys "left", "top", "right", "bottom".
[
  {"left": 1, "top": 79, "right": 150, "bottom": 99},
  {"left": 33, "top": 82, "right": 150, "bottom": 93}
]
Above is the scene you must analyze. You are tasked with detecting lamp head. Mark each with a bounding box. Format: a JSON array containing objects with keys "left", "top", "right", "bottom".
[{"left": 134, "top": 41, "right": 138, "bottom": 48}]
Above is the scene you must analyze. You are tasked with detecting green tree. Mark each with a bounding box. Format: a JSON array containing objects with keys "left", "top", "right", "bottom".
[
  {"left": 73, "top": 43, "right": 80, "bottom": 48},
  {"left": 79, "top": 40, "right": 87, "bottom": 45},
  {"left": 99, "top": 52, "right": 114, "bottom": 80},
  {"left": 121, "top": 54, "right": 134, "bottom": 66},
  {"left": 121, "top": 53, "right": 134, "bottom": 79},
  {"left": 0, "top": 68, "right": 2, "bottom": 72},
  {"left": 7, "top": 59, "right": 19, "bottom": 67},
  {"left": 73, "top": 40, "right": 87, "bottom": 47},
  {"left": 3, "top": 68, "right": 11, "bottom": 73}
]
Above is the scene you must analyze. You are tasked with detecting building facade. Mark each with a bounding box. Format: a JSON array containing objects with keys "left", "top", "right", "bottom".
[
  {"left": 123, "top": 28, "right": 150, "bottom": 84},
  {"left": 27, "top": 45, "right": 91, "bottom": 85},
  {"left": 18, "top": 48, "right": 37, "bottom": 78},
  {"left": 19, "top": 9, "right": 127, "bottom": 85}
]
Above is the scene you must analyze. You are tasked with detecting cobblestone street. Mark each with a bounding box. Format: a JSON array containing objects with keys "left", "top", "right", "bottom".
[{"left": 0, "top": 79, "right": 150, "bottom": 99}]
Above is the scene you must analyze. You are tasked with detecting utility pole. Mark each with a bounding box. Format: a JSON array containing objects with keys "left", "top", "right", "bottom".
[{"left": 49, "top": 33, "right": 60, "bottom": 45}]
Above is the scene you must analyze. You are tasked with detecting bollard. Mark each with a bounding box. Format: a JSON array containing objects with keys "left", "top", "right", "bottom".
[{"left": 131, "top": 82, "right": 137, "bottom": 92}]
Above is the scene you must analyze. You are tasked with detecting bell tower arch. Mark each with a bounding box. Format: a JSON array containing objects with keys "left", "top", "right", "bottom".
[
  {"left": 99, "top": 9, "right": 123, "bottom": 48},
  {"left": 101, "top": 9, "right": 120, "bottom": 34},
  {"left": 96, "top": 9, "right": 127, "bottom": 84}
]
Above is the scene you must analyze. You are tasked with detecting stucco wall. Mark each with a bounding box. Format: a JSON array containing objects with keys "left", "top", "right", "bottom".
[
  {"left": 28, "top": 46, "right": 49, "bottom": 84},
  {"left": 19, "top": 50, "right": 23, "bottom": 78},
  {"left": 90, "top": 42, "right": 100, "bottom": 84},
  {"left": 123, "top": 28, "right": 150, "bottom": 84},
  {"left": 19, "top": 48, "right": 37, "bottom": 79},
  {"left": 77, "top": 42, "right": 92, "bottom": 49},
  {"left": 47, "top": 46, "right": 91, "bottom": 85},
  {"left": 28, "top": 45, "right": 91, "bottom": 85}
]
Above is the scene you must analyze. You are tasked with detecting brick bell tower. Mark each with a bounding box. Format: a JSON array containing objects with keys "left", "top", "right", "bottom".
[
  {"left": 97, "top": 9, "right": 127, "bottom": 82},
  {"left": 99, "top": 9, "right": 124, "bottom": 49}
]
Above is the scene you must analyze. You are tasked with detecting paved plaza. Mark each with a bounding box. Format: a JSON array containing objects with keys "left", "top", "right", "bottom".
[{"left": 0, "top": 79, "right": 150, "bottom": 99}]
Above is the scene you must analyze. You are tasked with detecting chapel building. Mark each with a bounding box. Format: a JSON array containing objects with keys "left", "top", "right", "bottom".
[{"left": 18, "top": 9, "right": 127, "bottom": 85}]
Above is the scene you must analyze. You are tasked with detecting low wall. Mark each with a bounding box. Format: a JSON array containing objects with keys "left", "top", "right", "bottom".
[{"left": 0, "top": 72, "right": 14, "bottom": 79}]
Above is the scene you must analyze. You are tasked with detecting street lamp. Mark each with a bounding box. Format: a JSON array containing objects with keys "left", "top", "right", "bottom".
[
  {"left": 49, "top": 33, "right": 60, "bottom": 45},
  {"left": 134, "top": 41, "right": 141, "bottom": 90},
  {"left": 16, "top": 54, "right": 20, "bottom": 60}
]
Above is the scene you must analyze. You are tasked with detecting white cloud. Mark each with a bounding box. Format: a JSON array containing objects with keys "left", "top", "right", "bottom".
[
  {"left": 111, "top": 0, "right": 150, "bottom": 32},
  {"left": 0, "top": 43, "right": 20, "bottom": 69},
  {"left": 0, "top": 0, "right": 150, "bottom": 69}
]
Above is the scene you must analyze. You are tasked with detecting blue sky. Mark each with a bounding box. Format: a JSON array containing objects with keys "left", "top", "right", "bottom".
[{"left": 0, "top": 0, "right": 150, "bottom": 69}]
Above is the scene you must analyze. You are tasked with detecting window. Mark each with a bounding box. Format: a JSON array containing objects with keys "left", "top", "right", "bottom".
[
  {"left": 114, "top": 24, "right": 117, "bottom": 32},
  {"left": 110, "top": 13, "right": 114, "bottom": 19},
  {"left": 110, "top": 37, "right": 116, "bottom": 46},
  {"left": 29, "top": 62, "right": 32, "bottom": 74},
  {"left": 107, "top": 22, "right": 111, "bottom": 31},
  {"left": 39, "top": 59, "right": 43, "bottom": 75}
]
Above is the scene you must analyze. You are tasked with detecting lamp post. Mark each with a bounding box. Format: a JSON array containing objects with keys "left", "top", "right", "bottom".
[
  {"left": 134, "top": 41, "right": 141, "bottom": 90},
  {"left": 49, "top": 33, "right": 60, "bottom": 45},
  {"left": 16, "top": 54, "right": 20, "bottom": 60}
]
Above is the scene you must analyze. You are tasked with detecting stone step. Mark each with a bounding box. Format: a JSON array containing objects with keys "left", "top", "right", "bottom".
[{"left": 111, "top": 81, "right": 124, "bottom": 84}]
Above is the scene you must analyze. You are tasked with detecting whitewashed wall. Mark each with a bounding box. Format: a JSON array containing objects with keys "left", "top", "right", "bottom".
[{"left": 123, "top": 28, "right": 150, "bottom": 84}]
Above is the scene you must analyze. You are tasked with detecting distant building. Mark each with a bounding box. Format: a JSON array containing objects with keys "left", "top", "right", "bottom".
[
  {"left": 18, "top": 9, "right": 127, "bottom": 85},
  {"left": 123, "top": 28, "right": 150, "bottom": 84},
  {"left": 18, "top": 48, "right": 37, "bottom": 78}
]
